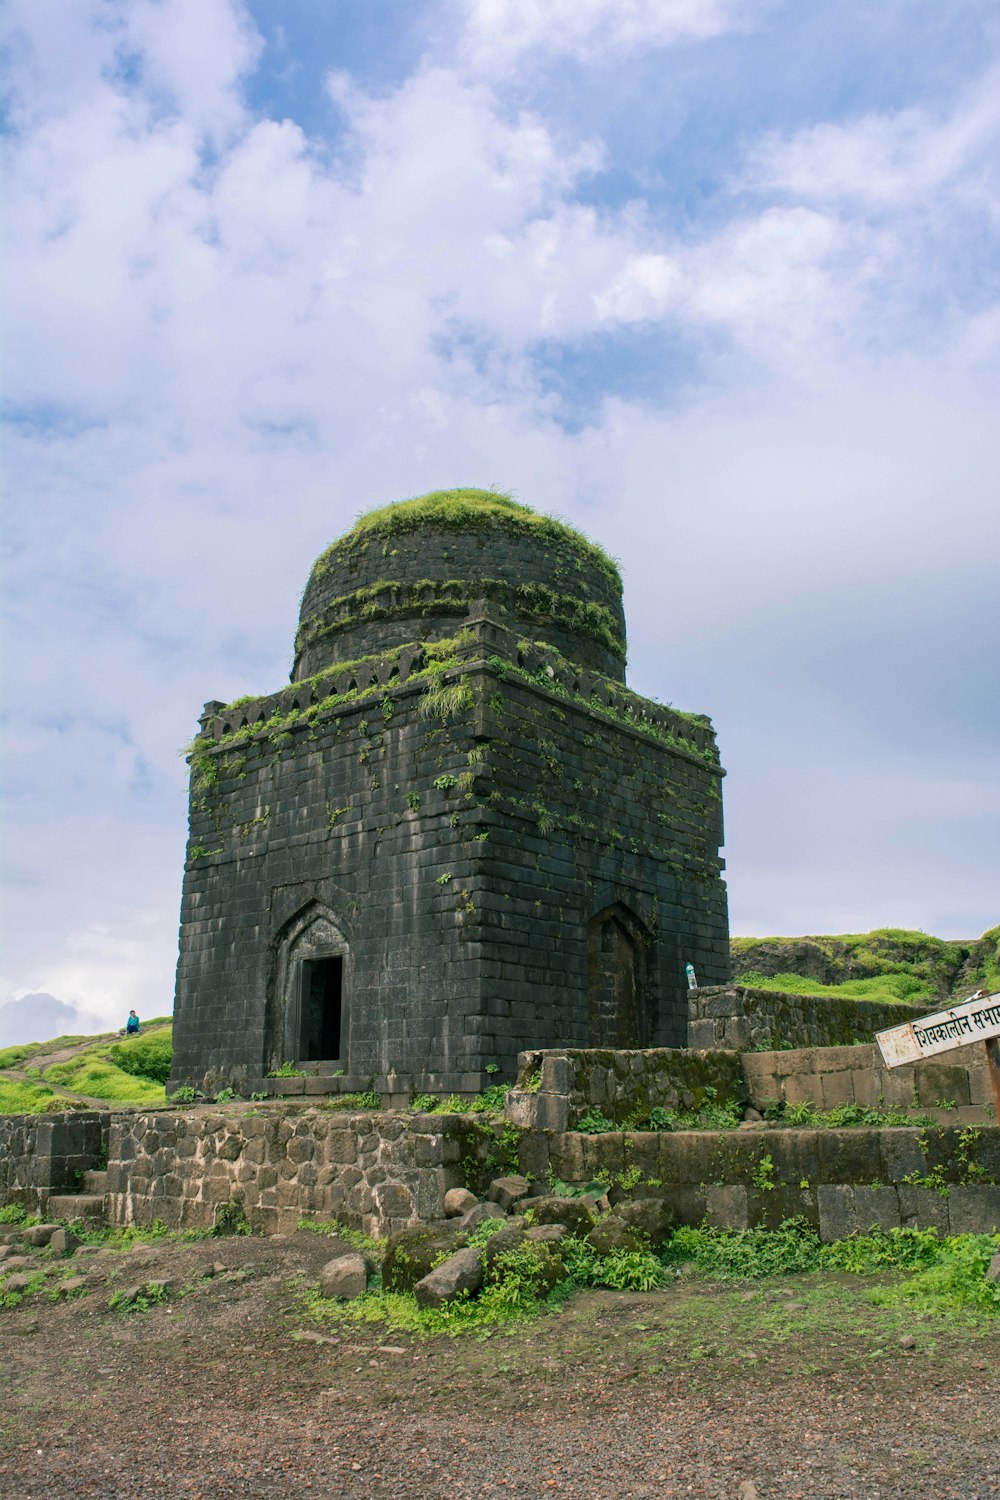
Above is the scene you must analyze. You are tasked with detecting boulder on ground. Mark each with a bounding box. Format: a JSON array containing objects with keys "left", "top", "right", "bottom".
[
  {"left": 525, "top": 1196, "right": 595, "bottom": 1237},
  {"left": 382, "top": 1224, "right": 468, "bottom": 1293},
  {"left": 525, "top": 1224, "right": 567, "bottom": 1245},
  {"left": 459, "top": 1201, "right": 507, "bottom": 1231},
  {"left": 486, "top": 1175, "right": 531, "bottom": 1213},
  {"left": 49, "top": 1228, "right": 81, "bottom": 1255},
  {"left": 586, "top": 1217, "right": 648, "bottom": 1256},
  {"left": 22, "top": 1225, "right": 59, "bottom": 1248},
  {"left": 443, "top": 1187, "right": 478, "bottom": 1218},
  {"left": 55, "top": 1276, "right": 89, "bottom": 1297},
  {"left": 613, "top": 1198, "right": 675, "bottom": 1251},
  {"left": 481, "top": 1224, "right": 527, "bottom": 1275},
  {"left": 319, "top": 1253, "right": 372, "bottom": 1301},
  {"left": 413, "top": 1247, "right": 484, "bottom": 1309},
  {"left": 3, "top": 1274, "right": 32, "bottom": 1294},
  {"left": 987, "top": 1252, "right": 1000, "bottom": 1282}
]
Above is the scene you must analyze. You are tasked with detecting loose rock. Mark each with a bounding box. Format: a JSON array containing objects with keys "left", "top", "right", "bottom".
[
  {"left": 486, "top": 1175, "right": 531, "bottom": 1213},
  {"left": 525, "top": 1225, "right": 567, "bottom": 1244},
  {"left": 319, "top": 1253, "right": 372, "bottom": 1301},
  {"left": 48, "top": 1228, "right": 81, "bottom": 1255},
  {"left": 382, "top": 1224, "right": 468, "bottom": 1293},
  {"left": 413, "top": 1247, "right": 484, "bottom": 1309},
  {"left": 586, "top": 1217, "right": 647, "bottom": 1256},
  {"left": 443, "top": 1188, "right": 478, "bottom": 1218},
  {"left": 459, "top": 1201, "right": 507, "bottom": 1231},
  {"left": 525, "top": 1196, "right": 595, "bottom": 1237},
  {"left": 4, "top": 1275, "right": 33, "bottom": 1294},
  {"left": 22, "top": 1225, "right": 59, "bottom": 1248},
  {"left": 612, "top": 1198, "right": 675, "bottom": 1250}
]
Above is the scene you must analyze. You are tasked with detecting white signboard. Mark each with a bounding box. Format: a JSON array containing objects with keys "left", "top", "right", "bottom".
[{"left": 876, "top": 992, "right": 1000, "bottom": 1068}]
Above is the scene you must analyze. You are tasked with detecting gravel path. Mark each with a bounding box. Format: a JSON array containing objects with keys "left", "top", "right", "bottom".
[{"left": 2, "top": 1230, "right": 997, "bottom": 1500}]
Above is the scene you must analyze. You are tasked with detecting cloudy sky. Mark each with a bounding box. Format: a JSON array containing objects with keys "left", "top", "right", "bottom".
[{"left": 2, "top": 0, "right": 998, "bottom": 1043}]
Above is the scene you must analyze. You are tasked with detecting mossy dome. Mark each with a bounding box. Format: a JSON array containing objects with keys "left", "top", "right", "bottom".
[{"left": 293, "top": 489, "right": 626, "bottom": 682}]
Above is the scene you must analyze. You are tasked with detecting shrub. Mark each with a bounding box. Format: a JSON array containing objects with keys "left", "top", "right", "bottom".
[{"left": 108, "top": 1027, "right": 173, "bottom": 1084}]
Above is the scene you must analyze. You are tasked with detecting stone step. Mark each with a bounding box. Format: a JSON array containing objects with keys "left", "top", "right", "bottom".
[
  {"left": 82, "top": 1169, "right": 108, "bottom": 1192},
  {"left": 46, "top": 1194, "right": 106, "bottom": 1222}
]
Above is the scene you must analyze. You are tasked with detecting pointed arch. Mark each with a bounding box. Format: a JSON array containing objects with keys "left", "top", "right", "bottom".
[
  {"left": 586, "top": 901, "right": 649, "bottom": 1048},
  {"left": 265, "top": 900, "right": 351, "bottom": 1073}
]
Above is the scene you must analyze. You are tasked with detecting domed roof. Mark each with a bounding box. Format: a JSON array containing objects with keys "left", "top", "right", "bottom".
[{"left": 293, "top": 489, "right": 626, "bottom": 682}]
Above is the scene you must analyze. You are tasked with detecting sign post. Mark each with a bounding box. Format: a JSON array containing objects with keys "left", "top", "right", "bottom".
[{"left": 876, "top": 991, "right": 1000, "bottom": 1119}]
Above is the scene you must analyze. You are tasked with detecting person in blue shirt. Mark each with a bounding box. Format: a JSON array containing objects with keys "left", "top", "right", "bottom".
[{"left": 121, "top": 1010, "right": 141, "bottom": 1037}]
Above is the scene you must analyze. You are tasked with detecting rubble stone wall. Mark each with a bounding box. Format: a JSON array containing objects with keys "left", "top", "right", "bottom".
[
  {"left": 0, "top": 1111, "right": 108, "bottom": 1215},
  {"left": 688, "top": 985, "right": 924, "bottom": 1052},
  {"left": 104, "top": 1107, "right": 474, "bottom": 1238}
]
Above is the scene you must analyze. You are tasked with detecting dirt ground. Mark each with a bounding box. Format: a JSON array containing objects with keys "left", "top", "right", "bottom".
[{"left": 1, "top": 1228, "right": 998, "bottom": 1500}]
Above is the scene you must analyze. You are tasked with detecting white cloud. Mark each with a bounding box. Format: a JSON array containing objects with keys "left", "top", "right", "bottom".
[
  {"left": 2, "top": 1, "right": 999, "bottom": 1030},
  {"left": 458, "top": 0, "right": 767, "bottom": 71},
  {"left": 748, "top": 65, "right": 1000, "bottom": 211}
]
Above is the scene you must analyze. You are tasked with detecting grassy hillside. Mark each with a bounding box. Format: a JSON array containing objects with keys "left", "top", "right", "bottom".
[
  {"left": 731, "top": 925, "right": 1000, "bottom": 1007},
  {"left": 0, "top": 1021, "right": 173, "bottom": 1115}
]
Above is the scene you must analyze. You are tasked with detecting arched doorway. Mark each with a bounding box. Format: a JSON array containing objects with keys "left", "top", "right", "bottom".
[
  {"left": 586, "top": 904, "right": 646, "bottom": 1047},
  {"left": 268, "top": 904, "right": 349, "bottom": 1070}
]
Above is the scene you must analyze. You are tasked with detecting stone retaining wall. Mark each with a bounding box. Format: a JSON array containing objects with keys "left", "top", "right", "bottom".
[
  {"left": 742, "top": 1041, "right": 991, "bottom": 1114},
  {"left": 0, "top": 1111, "right": 108, "bottom": 1215},
  {"left": 3, "top": 1104, "right": 998, "bottom": 1243},
  {"left": 520, "top": 1122, "right": 1000, "bottom": 1241},
  {"left": 104, "top": 1107, "right": 479, "bottom": 1237},
  {"left": 688, "top": 985, "right": 924, "bottom": 1052},
  {"left": 507, "top": 1047, "right": 745, "bottom": 1131}
]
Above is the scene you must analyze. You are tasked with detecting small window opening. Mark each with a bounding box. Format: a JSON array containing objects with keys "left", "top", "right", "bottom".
[{"left": 299, "top": 957, "right": 342, "bottom": 1061}]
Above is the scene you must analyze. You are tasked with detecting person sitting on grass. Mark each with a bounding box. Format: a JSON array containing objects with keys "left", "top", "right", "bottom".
[{"left": 119, "top": 1009, "right": 141, "bottom": 1038}]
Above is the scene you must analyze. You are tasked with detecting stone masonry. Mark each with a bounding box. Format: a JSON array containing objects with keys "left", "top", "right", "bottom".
[{"left": 170, "top": 493, "right": 729, "bottom": 1099}]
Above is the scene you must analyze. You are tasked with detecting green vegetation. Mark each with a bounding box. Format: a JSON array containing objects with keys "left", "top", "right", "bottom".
[
  {"left": 41, "top": 1028, "right": 172, "bottom": 1106},
  {"left": 0, "top": 1079, "right": 80, "bottom": 1115},
  {"left": 108, "top": 1028, "right": 173, "bottom": 1085},
  {"left": 304, "top": 1221, "right": 1000, "bottom": 1338},
  {"left": 732, "top": 925, "right": 999, "bottom": 1006},
  {"left": 308, "top": 488, "right": 622, "bottom": 593}
]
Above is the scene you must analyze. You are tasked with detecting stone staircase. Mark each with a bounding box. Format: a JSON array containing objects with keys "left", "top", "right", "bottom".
[{"left": 45, "top": 1168, "right": 107, "bottom": 1224}]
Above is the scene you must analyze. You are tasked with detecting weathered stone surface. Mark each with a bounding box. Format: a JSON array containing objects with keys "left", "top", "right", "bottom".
[
  {"left": 481, "top": 1224, "right": 527, "bottom": 1274},
  {"left": 612, "top": 1197, "right": 675, "bottom": 1250},
  {"left": 22, "top": 1224, "right": 59, "bottom": 1247},
  {"left": 986, "top": 1251, "right": 1000, "bottom": 1282},
  {"left": 459, "top": 1201, "right": 507, "bottom": 1231},
  {"left": 443, "top": 1188, "right": 478, "bottom": 1218},
  {"left": 55, "top": 1276, "right": 88, "bottom": 1297},
  {"left": 3, "top": 1274, "right": 32, "bottom": 1294},
  {"left": 526, "top": 1196, "right": 595, "bottom": 1237},
  {"left": 381, "top": 1224, "right": 468, "bottom": 1293},
  {"left": 525, "top": 1224, "right": 567, "bottom": 1244},
  {"left": 48, "top": 1227, "right": 81, "bottom": 1254},
  {"left": 486, "top": 1175, "right": 531, "bottom": 1213},
  {"left": 586, "top": 1217, "right": 647, "bottom": 1255},
  {"left": 413, "top": 1247, "right": 484, "bottom": 1309},
  {"left": 319, "top": 1253, "right": 372, "bottom": 1301},
  {"left": 169, "top": 498, "right": 728, "bottom": 1100}
]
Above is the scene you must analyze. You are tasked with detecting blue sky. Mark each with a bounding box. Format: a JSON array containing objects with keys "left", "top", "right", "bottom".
[{"left": 2, "top": 0, "right": 998, "bottom": 1042}]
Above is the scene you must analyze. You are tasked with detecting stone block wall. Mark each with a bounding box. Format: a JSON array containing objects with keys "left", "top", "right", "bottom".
[
  {"left": 0, "top": 1111, "right": 107, "bottom": 1215},
  {"left": 524, "top": 1123, "right": 1000, "bottom": 1241},
  {"left": 507, "top": 1047, "right": 745, "bottom": 1131},
  {"left": 688, "top": 984, "right": 924, "bottom": 1052},
  {"left": 741, "top": 1041, "right": 992, "bottom": 1114},
  {"left": 104, "top": 1107, "right": 476, "bottom": 1237},
  {"left": 173, "top": 613, "right": 728, "bottom": 1097}
]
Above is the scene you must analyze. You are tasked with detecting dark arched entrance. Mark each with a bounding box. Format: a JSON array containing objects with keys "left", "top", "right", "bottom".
[{"left": 586, "top": 903, "right": 647, "bottom": 1047}]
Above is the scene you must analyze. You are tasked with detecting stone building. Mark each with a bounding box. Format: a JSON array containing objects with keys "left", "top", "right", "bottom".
[{"left": 169, "top": 490, "right": 729, "bottom": 1099}]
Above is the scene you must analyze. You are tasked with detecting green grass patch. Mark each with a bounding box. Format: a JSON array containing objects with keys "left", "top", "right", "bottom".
[
  {"left": 735, "top": 970, "right": 926, "bottom": 1005},
  {"left": 107, "top": 1026, "right": 173, "bottom": 1084},
  {"left": 43, "top": 1043, "right": 167, "bottom": 1105},
  {"left": 312, "top": 488, "right": 622, "bottom": 594},
  {"left": 0, "top": 1079, "right": 80, "bottom": 1115}
]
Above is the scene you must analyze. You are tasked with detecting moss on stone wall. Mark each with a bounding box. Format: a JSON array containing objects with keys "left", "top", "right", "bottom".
[
  {"left": 295, "top": 575, "right": 627, "bottom": 665},
  {"left": 309, "top": 488, "right": 622, "bottom": 594}
]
